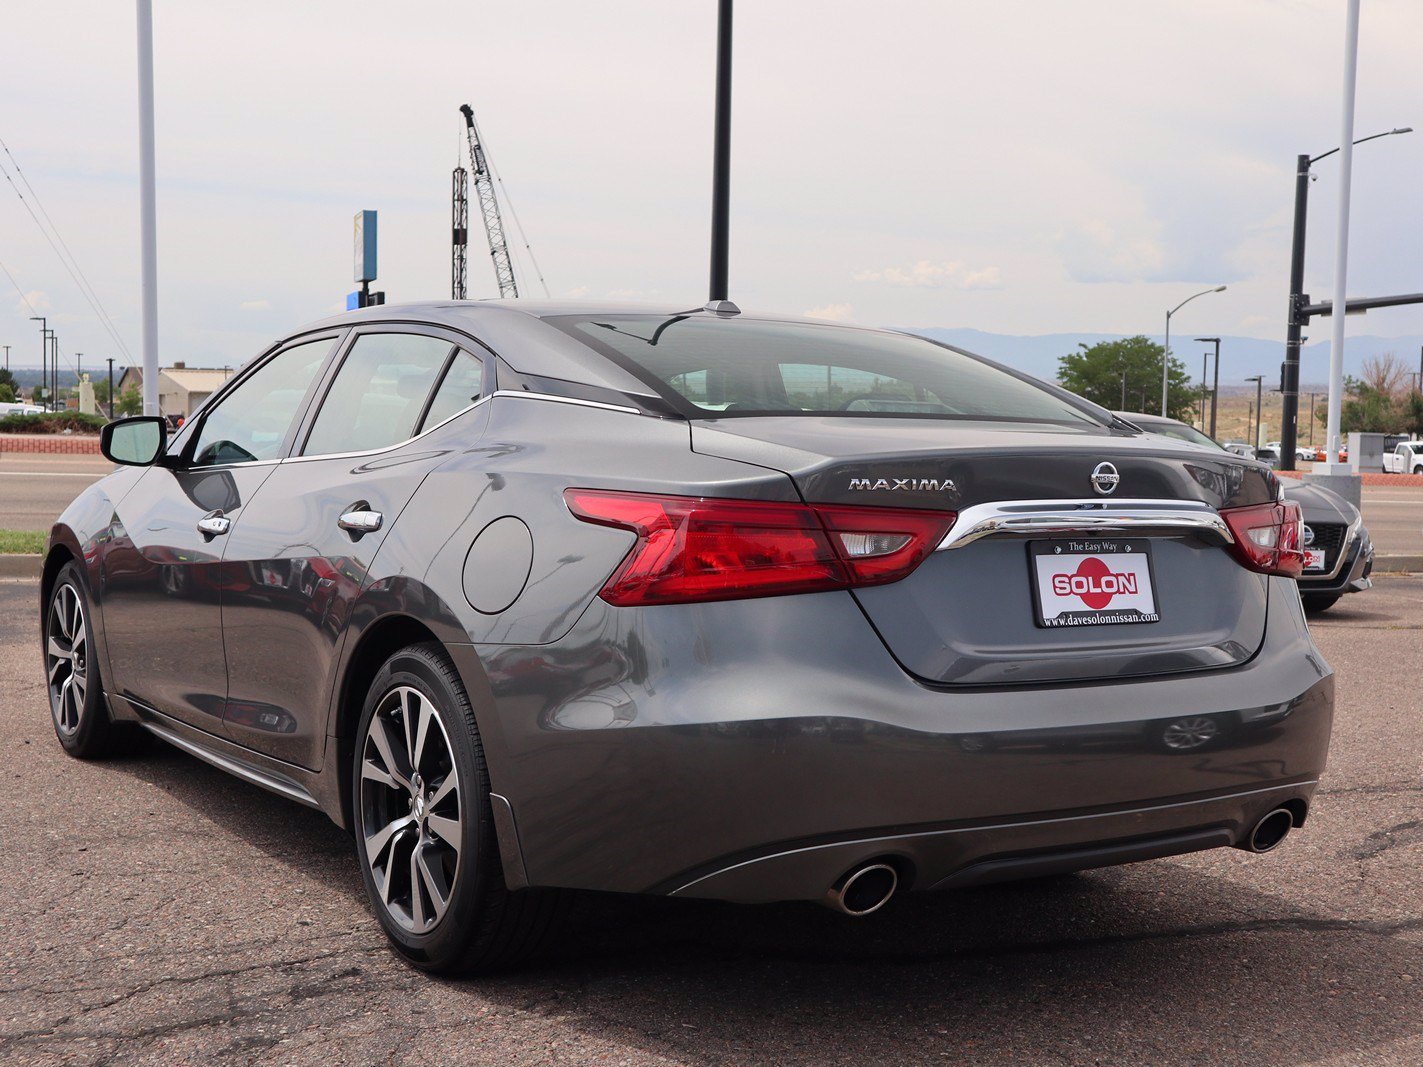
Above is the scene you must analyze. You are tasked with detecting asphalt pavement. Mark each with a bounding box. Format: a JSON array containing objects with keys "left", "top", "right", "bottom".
[{"left": 1, "top": 576, "right": 1421, "bottom": 1065}]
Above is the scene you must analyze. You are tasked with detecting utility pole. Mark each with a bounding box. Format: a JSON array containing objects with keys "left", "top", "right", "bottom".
[
  {"left": 29, "top": 316, "right": 46, "bottom": 408},
  {"left": 1246, "top": 375, "right": 1265, "bottom": 449},
  {"left": 2, "top": 344, "right": 9, "bottom": 372},
  {"left": 1308, "top": 391, "right": 1319, "bottom": 447},
  {"left": 708, "top": 0, "right": 733, "bottom": 306},
  {"left": 107, "top": 358, "right": 115, "bottom": 419}
]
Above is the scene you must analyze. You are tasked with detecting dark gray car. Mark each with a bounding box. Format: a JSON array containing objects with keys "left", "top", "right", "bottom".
[
  {"left": 1117, "top": 412, "right": 1373, "bottom": 611},
  {"left": 43, "top": 304, "right": 1333, "bottom": 973}
]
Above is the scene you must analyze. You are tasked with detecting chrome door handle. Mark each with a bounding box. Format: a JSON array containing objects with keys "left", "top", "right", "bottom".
[
  {"left": 338, "top": 509, "right": 383, "bottom": 535},
  {"left": 196, "top": 511, "right": 231, "bottom": 539}
]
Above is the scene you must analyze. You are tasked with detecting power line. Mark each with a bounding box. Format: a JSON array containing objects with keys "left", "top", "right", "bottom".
[{"left": 0, "top": 136, "right": 134, "bottom": 359}]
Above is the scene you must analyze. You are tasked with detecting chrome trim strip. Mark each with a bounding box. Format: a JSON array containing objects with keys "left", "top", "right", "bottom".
[
  {"left": 139, "top": 719, "right": 320, "bottom": 808},
  {"left": 936, "top": 497, "right": 1234, "bottom": 551},
  {"left": 282, "top": 395, "right": 492, "bottom": 464},
  {"left": 667, "top": 780, "right": 1317, "bottom": 897},
  {"left": 489, "top": 390, "right": 642, "bottom": 415}
]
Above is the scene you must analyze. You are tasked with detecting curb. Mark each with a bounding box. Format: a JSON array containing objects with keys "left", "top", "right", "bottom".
[
  {"left": 1372, "top": 554, "right": 1423, "bottom": 575},
  {"left": 0, "top": 555, "right": 43, "bottom": 579}
]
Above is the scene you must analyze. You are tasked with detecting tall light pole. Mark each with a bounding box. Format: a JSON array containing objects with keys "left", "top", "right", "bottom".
[
  {"left": 1324, "top": 0, "right": 1361, "bottom": 473},
  {"left": 1195, "top": 336, "right": 1221, "bottom": 439},
  {"left": 2, "top": 345, "right": 9, "bottom": 373},
  {"left": 1162, "top": 286, "right": 1226, "bottom": 416},
  {"left": 707, "top": 0, "right": 733, "bottom": 307},
  {"left": 1279, "top": 126, "right": 1411, "bottom": 471},
  {"left": 136, "top": 0, "right": 160, "bottom": 417},
  {"left": 107, "top": 357, "right": 115, "bottom": 420}
]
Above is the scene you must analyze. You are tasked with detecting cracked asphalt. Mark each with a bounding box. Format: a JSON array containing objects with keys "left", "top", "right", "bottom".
[{"left": 2, "top": 576, "right": 1421, "bottom": 1066}]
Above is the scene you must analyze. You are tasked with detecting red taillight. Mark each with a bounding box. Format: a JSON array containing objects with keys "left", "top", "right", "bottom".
[
  {"left": 1221, "top": 500, "right": 1304, "bottom": 578},
  {"left": 563, "top": 489, "right": 956, "bottom": 606}
]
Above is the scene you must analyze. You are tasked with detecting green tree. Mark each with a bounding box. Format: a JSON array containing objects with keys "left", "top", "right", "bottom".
[
  {"left": 116, "top": 384, "right": 143, "bottom": 417},
  {"left": 0, "top": 366, "right": 15, "bottom": 394},
  {"left": 1340, "top": 376, "right": 1402, "bottom": 433},
  {"left": 0, "top": 382, "right": 14, "bottom": 403},
  {"left": 1057, "top": 336, "right": 1195, "bottom": 420}
]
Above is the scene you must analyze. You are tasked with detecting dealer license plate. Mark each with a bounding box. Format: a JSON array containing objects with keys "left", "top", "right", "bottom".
[
  {"left": 1030, "top": 539, "right": 1160, "bottom": 628},
  {"left": 1303, "top": 549, "right": 1326, "bottom": 571}
]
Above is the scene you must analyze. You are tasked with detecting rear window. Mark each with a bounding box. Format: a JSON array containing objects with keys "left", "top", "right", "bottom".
[{"left": 547, "top": 314, "right": 1103, "bottom": 426}]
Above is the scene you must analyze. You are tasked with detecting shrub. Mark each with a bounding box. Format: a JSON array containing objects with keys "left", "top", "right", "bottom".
[{"left": 0, "top": 411, "right": 107, "bottom": 435}]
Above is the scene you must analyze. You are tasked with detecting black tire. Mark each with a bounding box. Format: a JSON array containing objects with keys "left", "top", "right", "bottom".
[
  {"left": 352, "top": 642, "right": 564, "bottom": 974},
  {"left": 44, "top": 562, "right": 129, "bottom": 759},
  {"left": 1302, "top": 593, "right": 1340, "bottom": 613}
]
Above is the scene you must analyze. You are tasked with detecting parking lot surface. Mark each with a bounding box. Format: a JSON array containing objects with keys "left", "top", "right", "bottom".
[{"left": 1, "top": 576, "right": 1421, "bottom": 1066}]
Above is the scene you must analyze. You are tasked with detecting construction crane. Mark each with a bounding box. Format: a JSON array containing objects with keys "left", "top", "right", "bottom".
[
  {"left": 451, "top": 165, "right": 468, "bottom": 299},
  {"left": 458, "top": 103, "right": 518, "bottom": 299}
]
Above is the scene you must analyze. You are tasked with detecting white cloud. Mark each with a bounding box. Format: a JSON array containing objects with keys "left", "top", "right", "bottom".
[
  {"left": 802, "top": 302, "right": 854, "bottom": 321},
  {"left": 853, "top": 261, "right": 1003, "bottom": 291},
  {"left": 239, "top": 299, "right": 271, "bottom": 311},
  {"left": 15, "top": 290, "right": 50, "bottom": 314}
]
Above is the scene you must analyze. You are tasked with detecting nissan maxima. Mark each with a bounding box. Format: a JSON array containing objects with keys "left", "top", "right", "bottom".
[{"left": 42, "top": 303, "right": 1333, "bottom": 973}]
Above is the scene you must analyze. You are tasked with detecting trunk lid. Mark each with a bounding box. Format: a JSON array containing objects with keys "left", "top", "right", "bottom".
[{"left": 693, "top": 417, "right": 1277, "bottom": 686}]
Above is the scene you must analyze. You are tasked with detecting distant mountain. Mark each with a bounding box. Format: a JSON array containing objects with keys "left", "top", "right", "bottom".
[{"left": 904, "top": 327, "right": 1423, "bottom": 392}]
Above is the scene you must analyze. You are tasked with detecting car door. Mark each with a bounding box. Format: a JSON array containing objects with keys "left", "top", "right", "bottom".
[
  {"left": 217, "top": 327, "right": 492, "bottom": 769},
  {"left": 100, "top": 333, "right": 340, "bottom": 730}
]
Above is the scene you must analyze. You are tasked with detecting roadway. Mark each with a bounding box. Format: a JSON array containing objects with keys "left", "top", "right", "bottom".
[{"left": 1, "top": 575, "right": 1420, "bottom": 1064}]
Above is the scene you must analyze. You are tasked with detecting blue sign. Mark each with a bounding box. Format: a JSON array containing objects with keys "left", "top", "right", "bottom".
[
  {"left": 353, "top": 209, "right": 377, "bottom": 283},
  {"left": 346, "top": 290, "right": 362, "bottom": 311}
]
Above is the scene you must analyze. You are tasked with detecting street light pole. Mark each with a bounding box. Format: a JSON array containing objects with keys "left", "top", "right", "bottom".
[
  {"left": 1195, "top": 337, "right": 1221, "bottom": 439},
  {"left": 136, "top": 0, "right": 161, "bottom": 417},
  {"left": 1324, "top": 0, "right": 1361, "bottom": 470},
  {"left": 1279, "top": 126, "right": 1411, "bottom": 472},
  {"left": 107, "top": 358, "right": 115, "bottom": 420},
  {"left": 1200, "top": 353, "right": 1208, "bottom": 428},
  {"left": 1162, "top": 286, "right": 1226, "bottom": 415}
]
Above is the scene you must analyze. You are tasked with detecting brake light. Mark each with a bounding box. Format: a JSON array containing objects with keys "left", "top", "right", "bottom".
[
  {"left": 1221, "top": 500, "right": 1304, "bottom": 578},
  {"left": 563, "top": 489, "right": 956, "bottom": 605}
]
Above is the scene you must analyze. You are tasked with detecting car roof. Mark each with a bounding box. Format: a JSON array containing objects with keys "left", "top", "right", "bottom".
[{"left": 284, "top": 301, "right": 919, "bottom": 397}]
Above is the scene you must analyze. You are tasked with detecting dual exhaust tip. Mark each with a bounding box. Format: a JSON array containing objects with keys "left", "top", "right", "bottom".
[
  {"left": 825, "top": 808, "right": 1296, "bottom": 915},
  {"left": 824, "top": 862, "right": 898, "bottom": 916}
]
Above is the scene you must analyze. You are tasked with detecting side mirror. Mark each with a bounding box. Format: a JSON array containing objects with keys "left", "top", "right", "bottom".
[{"left": 100, "top": 416, "right": 168, "bottom": 466}]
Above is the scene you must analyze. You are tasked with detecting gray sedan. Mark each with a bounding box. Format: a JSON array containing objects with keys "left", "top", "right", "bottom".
[{"left": 42, "top": 305, "right": 1333, "bottom": 973}]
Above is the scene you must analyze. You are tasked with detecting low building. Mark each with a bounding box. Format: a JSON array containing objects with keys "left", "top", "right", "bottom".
[{"left": 116, "top": 362, "right": 233, "bottom": 419}]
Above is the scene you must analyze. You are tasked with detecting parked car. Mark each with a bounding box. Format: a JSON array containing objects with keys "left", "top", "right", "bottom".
[
  {"left": 43, "top": 305, "right": 1333, "bottom": 974},
  {"left": 1382, "top": 440, "right": 1423, "bottom": 475},
  {"left": 1117, "top": 412, "right": 1373, "bottom": 611}
]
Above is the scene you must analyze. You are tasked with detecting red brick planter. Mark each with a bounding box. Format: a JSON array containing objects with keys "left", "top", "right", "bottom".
[
  {"left": 1277, "top": 468, "right": 1423, "bottom": 488},
  {"left": 0, "top": 433, "right": 102, "bottom": 455}
]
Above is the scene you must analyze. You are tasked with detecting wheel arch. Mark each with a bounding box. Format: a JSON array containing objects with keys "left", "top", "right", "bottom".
[{"left": 327, "top": 580, "right": 502, "bottom": 833}]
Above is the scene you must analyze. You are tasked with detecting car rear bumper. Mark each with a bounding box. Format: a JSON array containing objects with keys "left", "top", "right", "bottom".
[{"left": 461, "top": 574, "right": 1333, "bottom": 901}]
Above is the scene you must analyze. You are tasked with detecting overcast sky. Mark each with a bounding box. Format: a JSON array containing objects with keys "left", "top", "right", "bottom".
[{"left": 4, "top": 0, "right": 1423, "bottom": 376}]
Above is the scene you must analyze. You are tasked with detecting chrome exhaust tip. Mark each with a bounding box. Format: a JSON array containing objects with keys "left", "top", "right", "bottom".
[
  {"left": 1239, "top": 808, "right": 1295, "bottom": 853},
  {"left": 824, "top": 862, "right": 898, "bottom": 916}
]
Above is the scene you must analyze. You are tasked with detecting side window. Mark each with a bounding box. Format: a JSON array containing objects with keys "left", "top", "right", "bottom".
[
  {"left": 418, "top": 350, "right": 485, "bottom": 431},
  {"left": 303, "top": 333, "right": 453, "bottom": 457},
  {"left": 190, "top": 337, "right": 334, "bottom": 467}
]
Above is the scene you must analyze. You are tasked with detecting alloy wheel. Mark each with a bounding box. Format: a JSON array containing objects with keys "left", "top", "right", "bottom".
[
  {"left": 1161, "top": 716, "right": 1220, "bottom": 751},
  {"left": 359, "top": 685, "right": 463, "bottom": 933},
  {"left": 46, "top": 584, "right": 88, "bottom": 737}
]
